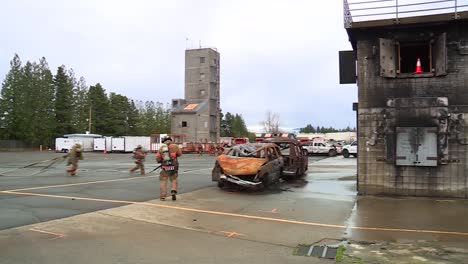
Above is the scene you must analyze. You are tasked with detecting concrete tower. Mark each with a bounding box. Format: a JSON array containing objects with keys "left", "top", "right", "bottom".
[{"left": 171, "top": 48, "right": 220, "bottom": 142}]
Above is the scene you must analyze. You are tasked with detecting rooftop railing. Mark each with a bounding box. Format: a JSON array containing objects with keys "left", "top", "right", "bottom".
[{"left": 344, "top": 0, "right": 468, "bottom": 27}]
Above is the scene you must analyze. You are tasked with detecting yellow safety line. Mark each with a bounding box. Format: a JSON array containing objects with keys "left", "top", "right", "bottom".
[{"left": 2, "top": 190, "right": 468, "bottom": 237}]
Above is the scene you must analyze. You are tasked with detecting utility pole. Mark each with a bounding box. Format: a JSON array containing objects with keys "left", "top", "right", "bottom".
[{"left": 88, "top": 106, "right": 92, "bottom": 134}]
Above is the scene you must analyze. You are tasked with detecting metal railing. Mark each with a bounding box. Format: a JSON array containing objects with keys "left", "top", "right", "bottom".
[{"left": 344, "top": 0, "right": 468, "bottom": 27}]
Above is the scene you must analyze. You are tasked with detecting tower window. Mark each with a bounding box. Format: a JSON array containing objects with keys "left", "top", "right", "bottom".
[
  {"left": 398, "top": 41, "right": 431, "bottom": 73},
  {"left": 379, "top": 33, "right": 446, "bottom": 78},
  {"left": 182, "top": 121, "right": 188, "bottom": 127}
]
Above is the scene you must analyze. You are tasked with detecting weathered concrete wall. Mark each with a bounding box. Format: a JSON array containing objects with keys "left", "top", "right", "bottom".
[
  {"left": 171, "top": 106, "right": 211, "bottom": 142},
  {"left": 354, "top": 21, "right": 468, "bottom": 198}
]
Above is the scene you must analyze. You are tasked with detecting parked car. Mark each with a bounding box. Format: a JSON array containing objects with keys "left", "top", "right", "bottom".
[
  {"left": 263, "top": 138, "right": 308, "bottom": 178},
  {"left": 342, "top": 141, "right": 358, "bottom": 158},
  {"left": 329, "top": 141, "right": 344, "bottom": 154},
  {"left": 302, "top": 141, "right": 337, "bottom": 157}
]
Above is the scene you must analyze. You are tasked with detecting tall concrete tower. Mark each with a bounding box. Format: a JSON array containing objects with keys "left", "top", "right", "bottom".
[{"left": 171, "top": 48, "right": 220, "bottom": 142}]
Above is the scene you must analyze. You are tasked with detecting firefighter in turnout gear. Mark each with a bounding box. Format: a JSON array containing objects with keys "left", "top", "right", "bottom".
[
  {"left": 156, "top": 136, "right": 182, "bottom": 201},
  {"left": 65, "top": 144, "right": 83, "bottom": 176},
  {"left": 130, "top": 145, "right": 146, "bottom": 175}
]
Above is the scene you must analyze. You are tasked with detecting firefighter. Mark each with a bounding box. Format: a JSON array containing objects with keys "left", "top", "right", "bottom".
[
  {"left": 197, "top": 142, "right": 204, "bottom": 157},
  {"left": 156, "top": 136, "right": 182, "bottom": 201},
  {"left": 209, "top": 143, "right": 216, "bottom": 156},
  {"left": 65, "top": 144, "right": 83, "bottom": 176},
  {"left": 130, "top": 145, "right": 146, "bottom": 175}
]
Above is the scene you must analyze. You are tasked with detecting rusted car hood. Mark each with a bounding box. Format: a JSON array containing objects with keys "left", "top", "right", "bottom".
[{"left": 217, "top": 154, "right": 266, "bottom": 176}]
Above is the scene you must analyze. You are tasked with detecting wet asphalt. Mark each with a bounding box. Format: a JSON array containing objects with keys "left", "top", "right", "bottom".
[
  {"left": 0, "top": 151, "right": 326, "bottom": 230},
  {"left": 1, "top": 151, "right": 468, "bottom": 263}
]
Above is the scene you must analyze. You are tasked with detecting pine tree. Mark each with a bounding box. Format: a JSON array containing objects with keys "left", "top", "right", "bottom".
[
  {"left": 15, "top": 61, "right": 34, "bottom": 141},
  {"left": 154, "top": 102, "right": 170, "bottom": 134},
  {"left": 0, "top": 54, "right": 23, "bottom": 139},
  {"left": 223, "top": 112, "right": 234, "bottom": 136},
  {"left": 231, "top": 114, "right": 248, "bottom": 137},
  {"left": 31, "top": 58, "right": 55, "bottom": 145},
  {"left": 73, "top": 77, "right": 89, "bottom": 133},
  {"left": 54, "top": 65, "right": 75, "bottom": 137},
  {"left": 87, "top": 83, "right": 111, "bottom": 134},
  {"left": 126, "top": 100, "right": 141, "bottom": 135},
  {"left": 109, "top": 93, "right": 130, "bottom": 135}
]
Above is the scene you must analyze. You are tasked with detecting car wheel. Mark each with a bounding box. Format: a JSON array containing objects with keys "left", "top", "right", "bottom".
[
  {"left": 299, "top": 167, "right": 305, "bottom": 177},
  {"left": 217, "top": 180, "right": 225, "bottom": 188},
  {"left": 261, "top": 173, "right": 269, "bottom": 186},
  {"left": 328, "top": 149, "right": 337, "bottom": 157},
  {"left": 343, "top": 149, "right": 350, "bottom": 158}
]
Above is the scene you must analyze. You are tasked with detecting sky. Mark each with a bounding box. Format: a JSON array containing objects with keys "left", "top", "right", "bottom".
[{"left": 0, "top": 0, "right": 357, "bottom": 132}]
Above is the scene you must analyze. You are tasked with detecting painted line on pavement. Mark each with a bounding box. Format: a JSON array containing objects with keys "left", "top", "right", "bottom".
[
  {"left": 2, "top": 190, "right": 468, "bottom": 237},
  {"left": 3, "top": 168, "right": 211, "bottom": 192},
  {"left": 220, "top": 231, "right": 246, "bottom": 238},
  {"left": 3, "top": 175, "right": 157, "bottom": 192},
  {"left": 29, "top": 228, "right": 65, "bottom": 240}
]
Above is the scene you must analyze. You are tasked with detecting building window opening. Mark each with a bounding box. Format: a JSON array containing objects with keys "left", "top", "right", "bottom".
[
  {"left": 398, "top": 41, "right": 431, "bottom": 74},
  {"left": 182, "top": 121, "right": 188, "bottom": 127},
  {"left": 200, "top": 57, "right": 205, "bottom": 63}
]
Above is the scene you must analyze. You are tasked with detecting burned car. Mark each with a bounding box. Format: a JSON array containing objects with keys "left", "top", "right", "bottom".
[
  {"left": 212, "top": 143, "right": 284, "bottom": 190},
  {"left": 212, "top": 138, "right": 308, "bottom": 190},
  {"left": 263, "top": 138, "right": 308, "bottom": 177}
]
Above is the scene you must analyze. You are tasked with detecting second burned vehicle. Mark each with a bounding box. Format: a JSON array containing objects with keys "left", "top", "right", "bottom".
[{"left": 212, "top": 138, "right": 308, "bottom": 190}]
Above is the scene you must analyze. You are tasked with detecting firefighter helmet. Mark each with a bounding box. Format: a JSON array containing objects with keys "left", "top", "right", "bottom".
[
  {"left": 162, "top": 136, "right": 173, "bottom": 143},
  {"left": 74, "top": 144, "right": 82, "bottom": 152}
]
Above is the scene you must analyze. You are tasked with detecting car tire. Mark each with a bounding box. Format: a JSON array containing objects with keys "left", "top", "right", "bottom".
[
  {"left": 343, "top": 149, "right": 350, "bottom": 158},
  {"left": 217, "top": 180, "right": 225, "bottom": 188},
  {"left": 328, "top": 149, "right": 337, "bottom": 157},
  {"left": 261, "top": 173, "right": 269, "bottom": 187}
]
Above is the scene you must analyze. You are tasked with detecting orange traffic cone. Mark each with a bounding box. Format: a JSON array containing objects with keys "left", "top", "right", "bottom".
[{"left": 415, "top": 58, "right": 422, "bottom": 73}]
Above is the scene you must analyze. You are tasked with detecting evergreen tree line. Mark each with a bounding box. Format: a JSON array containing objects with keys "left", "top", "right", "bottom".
[
  {"left": 220, "top": 112, "right": 255, "bottom": 140},
  {"left": 299, "top": 124, "right": 356, "bottom": 133},
  {"left": 0, "top": 54, "right": 170, "bottom": 146}
]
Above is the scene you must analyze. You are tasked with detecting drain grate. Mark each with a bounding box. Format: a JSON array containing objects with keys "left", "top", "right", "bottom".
[{"left": 295, "top": 245, "right": 338, "bottom": 259}]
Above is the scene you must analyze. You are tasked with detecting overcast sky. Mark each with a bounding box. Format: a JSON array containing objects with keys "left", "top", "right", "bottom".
[{"left": 0, "top": 0, "right": 357, "bottom": 132}]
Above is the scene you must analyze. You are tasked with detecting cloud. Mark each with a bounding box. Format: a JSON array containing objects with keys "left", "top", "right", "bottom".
[{"left": 0, "top": 0, "right": 357, "bottom": 129}]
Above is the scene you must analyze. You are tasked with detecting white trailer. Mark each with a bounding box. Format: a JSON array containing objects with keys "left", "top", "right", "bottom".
[
  {"left": 111, "top": 137, "right": 125, "bottom": 152},
  {"left": 124, "top": 136, "right": 151, "bottom": 152},
  {"left": 93, "top": 138, "right": 106, "bottom": 151},
  {"left": 79, "top": 137, "right": 95, "bottom": 152},
  {"left": 105, "top": 136, "right": 112, "bottom": 152},
  {"left": 55, "top": 138, "right": 83, "bottom": 153},
  {"left": 94, "top": 137, "right": 113, "bottom": 152},
  {"left": 63, "top": 133, "right": 102, "bottom": 152}
]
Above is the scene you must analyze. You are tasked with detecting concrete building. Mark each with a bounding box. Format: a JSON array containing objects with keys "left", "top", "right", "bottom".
[
  {"left": 171, "top": 48, "right": 220, "bottom": 142},
  {"left": 341, "top": 2, "right": 468, "bottom": 198}
]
